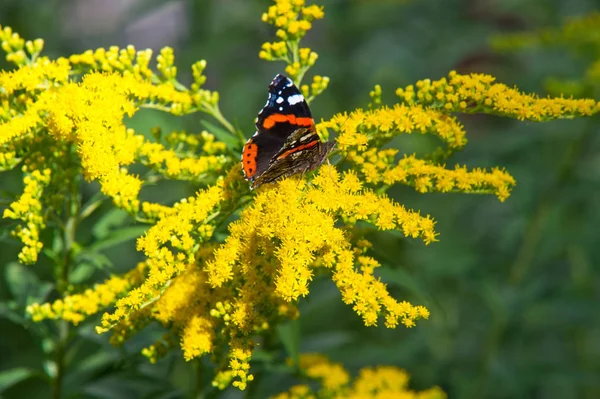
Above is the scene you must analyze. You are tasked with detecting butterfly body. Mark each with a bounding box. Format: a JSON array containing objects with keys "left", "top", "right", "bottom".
[{"left": 241, "top": 74, "right": 334, "bottom": 189}]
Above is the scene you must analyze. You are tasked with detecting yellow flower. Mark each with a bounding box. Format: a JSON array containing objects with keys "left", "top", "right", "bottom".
[
  {"left": 396, "top": 71, "right": 600, "bottom": 120},
  {"left": 3, "top": 168, "right": 51, "bottom": 263},
  {"left": 272, "top": 353, "right": 446, "bottom": 399},
  {"left": 299, "top": 354, "right": 350, "bottom": 391},
  {"left": 136, "top": 134, "right": 229, "bottom": 180},
  {"left": 99, "top": 180, "right": 227, "bottom": 331},
  {"left": 260, "top": 0, "right": 325, "bottom": 84},
  {"left": 205, "top": 166, "right": 433, "bottom": 330},
  {"left": 27, "top": 262, "right": 148, "bottom": 323},
  {"left": 324, "top": 105, "right": 467, "bottom": 153}
]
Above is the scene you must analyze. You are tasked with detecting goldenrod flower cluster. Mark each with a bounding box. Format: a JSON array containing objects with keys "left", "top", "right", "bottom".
[
  {"left": 0, "top": 25, "right": 236, "bottom": 263},
  {"left": 30, "top": 165, "right": 432, "bottom": 389},
  {"left": 319, "top": 105, "right": 515, "bottom": 200},
  {"left": 272, "top": 353, "right": 446, "bottom": 399},
  {"left": 0, "top": 25, "right": 44, "bottom": 66},
  {"left": 326, "top": 104, "right": 467, "bottom": 152},
  {"left": 137, "top": 130, "right": 228, "bottom": 181},
  {"left": 27, "top": 262, "right": 149, "bottom": 325},
  {"left": 261, "top": 0, "right": 323, "bottom": 43},
  {"left": 317, "top": 70, "right": 598, "bottom": 201},
  {"left": 260, "top": 0, "right": 325, "bottom": 86},
  {"left": 2, "top": 168, "right": 51, "bottom": 263},
  {"left": 396, "top": 71, "right": 599, "bottom": 120}
]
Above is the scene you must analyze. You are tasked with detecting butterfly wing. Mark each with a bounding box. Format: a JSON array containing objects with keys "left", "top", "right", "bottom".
[
  {"left": 242, "top": 74, "right": 315, "bottom": 182},
  {"left": 250, "top": 129, "right": 335, "bottom": 189}
]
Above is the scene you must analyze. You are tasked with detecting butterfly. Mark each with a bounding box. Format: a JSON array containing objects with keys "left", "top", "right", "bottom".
[{"left": 241, "top": 74, "right": 335, "bottom": 189}]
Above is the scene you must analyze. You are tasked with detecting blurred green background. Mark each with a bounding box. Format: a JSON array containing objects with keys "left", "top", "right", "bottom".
[{"left": 1, "top": 0, "right": 599, "bottom": 398}]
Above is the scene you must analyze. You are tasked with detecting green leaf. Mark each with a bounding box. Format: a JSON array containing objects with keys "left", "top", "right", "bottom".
[
  {"left": 50, "top": 228, "right": 63, "bottom": 255},
  {"left": 92, "top": 208, "right": 130, "bottom": 240},
  {"left": 0, "top": 368, "right": 35, "bottom": 392},
  {"left": 0, "top": 301, "right": 25, "bottom": 325},
  {"left": 201, "top": 119, "right": 239, "bottom": 149},
  {"left": 69, "top": 263, "right": 97, "bottom": 285},
  {"left": 0, "top": 222, "right": 15, "bottom": 242},
  {"left": 276, "top": 319, "right": 300, "bottom": 367},
  {"left": 63, "top": 350, "right": 119, "bottom": 390},
  {"left": 377, "top": 266, "right": 422, "bottom": 295},
  {"left": 79, "top": 194, "right": 105, "bottom": 220},
  {"left": 74, "top": 252, "right": 113, "bottom": 272},
  {"left": 87, "top": 226, "right": 148, "bottom": 253},
  {"left": 4, "top": 262, "right": 53, "bottom": 308}
]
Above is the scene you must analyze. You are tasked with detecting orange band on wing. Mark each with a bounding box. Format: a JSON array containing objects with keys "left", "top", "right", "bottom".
[
  {"left": 242, "top": 141, "right": 259, "bottom": 178},
  {"left": 276, "top": 140, "right": 318, "bottom": 160},
  {"left": 263, "top": 113, "right": 314, "bottom": 129}
]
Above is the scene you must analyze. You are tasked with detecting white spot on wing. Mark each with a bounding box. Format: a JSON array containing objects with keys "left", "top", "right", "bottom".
[
  {"left": 279, "top": 106, "right": 283, "bottom": 111},
  {"left": 276, "top": 96, "right": 284, "bottom": 104},
  {"left": 287, "top": 94, "right": 304, "bottom": 105}
]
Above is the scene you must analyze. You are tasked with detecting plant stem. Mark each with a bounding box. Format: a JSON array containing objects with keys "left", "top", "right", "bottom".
[
  {"left": 52, "top": 320, "right": 69, "bottom": 399},
  {"left": 208, "top": 103, "right": 238, "bottom": 138},
  {"left": 52, "top": 149, "right": 81, "bottom": 399}
]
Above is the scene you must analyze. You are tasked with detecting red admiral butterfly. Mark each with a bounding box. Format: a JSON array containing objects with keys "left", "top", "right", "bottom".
[{"left": 241, "top": 74, "right": 335, "bottom": 189}]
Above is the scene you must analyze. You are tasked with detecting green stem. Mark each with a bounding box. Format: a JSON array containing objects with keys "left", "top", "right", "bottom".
[
  {"left": 194, "top": 359, "right": 207, "bottom": 399},
  {"left": 207, "top": 103, "right": 238, "bottom": 138},
  {"left": 52, "top": 320, "right": 69, "bottom": 399},
  {"left": 52, "top": 149, "right": 81, "bottom": 399}
]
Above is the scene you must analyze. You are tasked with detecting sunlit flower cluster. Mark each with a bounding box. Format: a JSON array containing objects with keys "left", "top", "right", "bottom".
[
  {"left": 319, "top": 105, "right": 516, "bottom": 199},
  {"left": 260, "top": 0, "right": 325, "bottom": 85},
  {"left": 2, "top": 168, "right": 51, "bottom": 263},
  {"left": 27, "top": 262, "right": 149, "bottom": 325},
  {"left": 0, "top": 41, "right": 236, "bottom": 262},
  {"left": 68, "top": 43, "right": 233, "bottom": 131},
  {"left": 261, "top": 0, "right": 324, "bottom": 42},
  {"left": 30, "top": 165, "right": 432, "bottom": 389},
  {"left": 137, "top": 131, "right": 228, "bottom": 181},
  {"left": 349, "top": 150, "right": 515, "bottom": 201},
  {"left": 325, "top": 104, "right": 467, "bottom": 152},
  {"left": 318, "top": 69, "right": 598, "bottom": 202},
  {"left": 205, "top": 166, "right": 433, "bottom": 325},
  {"left": 272, "top": 353, "right": 446, "bottom": 399},
  {"left": 0, "top": 25, "right": 44, "bottom": 66},
  {"left": 396, "top": 71, "right": 600, "bottom": 120}
]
